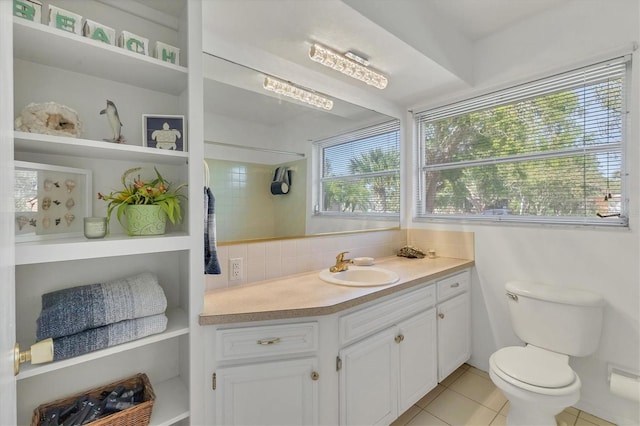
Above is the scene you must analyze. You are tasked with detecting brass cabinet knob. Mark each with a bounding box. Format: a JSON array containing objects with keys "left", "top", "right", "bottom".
[
  {"left": 438, "top": 313, "right": 445, "bottom": 319},
  {"left": 394, "top": 334, "right": 405, "bottom": 343},
  {"left": 311, "top": 371, "right": 319, "bottom": 381}
]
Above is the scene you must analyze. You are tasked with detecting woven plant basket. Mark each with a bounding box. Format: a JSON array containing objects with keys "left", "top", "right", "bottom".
[{"left": 31, "top": 373, "right": 155, "bottom": 426}]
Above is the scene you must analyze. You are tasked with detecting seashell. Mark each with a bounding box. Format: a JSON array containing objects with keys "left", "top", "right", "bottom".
[
  {"left": 44, "top": 179, "right": 54, "bottom": 191},
  {"left": 65, "top": 198, "right": 75, "bottom": 209},
  {"left": 16, "top": 216, "right": 29, "bottom": 230},
  {"left": 64, "top": 212, "right": 75, "bottom": 226},
  {"left": 397, "top": 245, "right": 426, "bottom": 259},
  {"left": 42, "top": 217, "right": 51, "bottom": 228},
  {"left": 65, "top": 179, "right": 76, "bottom": 193},
  {"left": 42, "top": 197, "right": 52, "bottom": 210}
]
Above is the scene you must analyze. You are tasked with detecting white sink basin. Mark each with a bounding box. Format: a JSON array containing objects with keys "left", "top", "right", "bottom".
[{"left": 318, "top": 266, "right": 400, "bottom": 287}]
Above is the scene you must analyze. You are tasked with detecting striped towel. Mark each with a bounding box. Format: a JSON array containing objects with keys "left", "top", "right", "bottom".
[
  {"left": 37, "top": 272, "right": 167, "bottom": 340},
  {"left": 52, "top": 314, "right": 168, "bottom": 360},
  {"left": 204, "top": 186, "right": 221, "bottom": 274}
]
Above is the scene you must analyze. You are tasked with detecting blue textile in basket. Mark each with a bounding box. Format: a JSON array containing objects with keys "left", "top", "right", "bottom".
[{"left": 37, "top": 272, "right": 167, "bottom": 340}]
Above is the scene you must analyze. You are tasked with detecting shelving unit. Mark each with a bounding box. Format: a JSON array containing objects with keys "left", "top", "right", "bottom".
[{"left": 5, "top": 1, "right": 204, "bottom": 425}]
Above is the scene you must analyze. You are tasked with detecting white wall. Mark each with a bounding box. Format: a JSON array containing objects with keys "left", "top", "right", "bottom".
[{"left": 409, "top": 1, "right": 639, "bottom": 424}]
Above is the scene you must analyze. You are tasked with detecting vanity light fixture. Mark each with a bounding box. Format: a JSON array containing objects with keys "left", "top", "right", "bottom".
[
  {"left": 263, "top": 76, "right": 334, "bottom": 110},
  {"left": 309, "top": 43, "right": 388, "bottom": 90}
]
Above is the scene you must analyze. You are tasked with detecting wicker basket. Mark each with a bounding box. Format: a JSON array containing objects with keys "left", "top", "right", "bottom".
[{"left": 31, "top": 373, "right": 155, "bottom": 426}]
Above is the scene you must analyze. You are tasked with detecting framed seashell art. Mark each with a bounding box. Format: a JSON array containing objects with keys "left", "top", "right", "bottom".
[{"left": 14, "top": 161, "right": 91, "bottom": 241}]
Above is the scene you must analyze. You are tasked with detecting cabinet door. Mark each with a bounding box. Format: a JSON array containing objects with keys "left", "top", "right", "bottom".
[
  {"left": 216, "top": 358, "right": 318, "bottom": 426},
  {"left": 398, "top": 309, "right": 438, "bottom": 412},
  {"left": 437, "top": 292, "right": 471, "bottom": 381},
  {"left": 339, "top": 327, "right": 398, "bottom": 426}
]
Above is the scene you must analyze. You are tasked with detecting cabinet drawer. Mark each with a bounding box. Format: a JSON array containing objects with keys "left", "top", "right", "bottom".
[
  {"left": 340, "top": 284, "right": 435, "bottom": 346},
  {"left": 436, "top": 270, "right": 470, "bottom": 302},
  {"left": 216, "top": 322, "right": 318, "bottom": 361}
]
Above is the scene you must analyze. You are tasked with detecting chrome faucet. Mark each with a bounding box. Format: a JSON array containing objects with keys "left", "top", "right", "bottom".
[{"left": 330, "top": 251, "right": 353, "bottom": 273}]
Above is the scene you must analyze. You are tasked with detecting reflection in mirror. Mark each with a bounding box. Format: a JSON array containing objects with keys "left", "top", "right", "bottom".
[{"left": 203, "top": 53, "right": 400, "bottom": 243}]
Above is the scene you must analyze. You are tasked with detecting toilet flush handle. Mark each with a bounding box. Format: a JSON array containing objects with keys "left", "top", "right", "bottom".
[{"left": 506, "top": 291, "right": 518, "bottom": 301}]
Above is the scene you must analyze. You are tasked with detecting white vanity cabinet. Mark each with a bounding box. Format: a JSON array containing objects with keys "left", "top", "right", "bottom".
[
  {"left": 338, "top": 285, "right": 438, "bottom": 425},
  {"left": 436, "top": 270, "right": 472, "bottom": 382},
  {"left": 3, "top": 2, "right": 205, "bottom": 425},
  {"left": 212, "top": 322, "right": 320, "bottom": 425}
]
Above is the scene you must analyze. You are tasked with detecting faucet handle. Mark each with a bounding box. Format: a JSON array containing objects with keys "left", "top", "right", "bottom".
[{"left": 336, "top": 251, "right": 350, "bottom": 262}]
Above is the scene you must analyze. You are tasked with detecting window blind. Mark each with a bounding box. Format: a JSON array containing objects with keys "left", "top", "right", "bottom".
[
  {"left": 414, "top": 56, "right": 629, "bottom": 226},
  {"left": 314, "top": 120, "right": 400, "bottom": 216}
]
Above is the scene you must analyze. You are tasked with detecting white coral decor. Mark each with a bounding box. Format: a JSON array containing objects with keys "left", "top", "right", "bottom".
[{"left": 15, "top": 102, "right": 83, "bottom": 138}]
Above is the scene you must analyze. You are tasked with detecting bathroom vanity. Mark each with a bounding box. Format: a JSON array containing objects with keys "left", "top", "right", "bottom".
[{"left": 200, "top": 257, "right": 473, "bottom": 425}]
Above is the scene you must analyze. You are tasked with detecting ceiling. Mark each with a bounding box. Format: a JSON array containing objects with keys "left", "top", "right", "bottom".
[{"left": 201, "top": 0, "right": 569, "bottom": 111}]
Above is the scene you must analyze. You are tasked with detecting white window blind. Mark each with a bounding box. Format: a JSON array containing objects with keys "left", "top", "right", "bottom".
[
  {"left": 415, "top": 56, "right": 629, "bottom": 226},
  {"left": 314, "top": 120, "right": 400, "bottom": 216}
]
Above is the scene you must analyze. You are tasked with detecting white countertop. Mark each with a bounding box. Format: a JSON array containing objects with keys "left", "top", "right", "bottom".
[{"left": 199, "top": 256, "right": 474, "bottom": 325}]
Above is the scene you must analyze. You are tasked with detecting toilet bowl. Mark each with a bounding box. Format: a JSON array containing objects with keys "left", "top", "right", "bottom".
[
  {"left": 489, "top": 345, "right": 581, "bottom": 425},
  {"left": 489, "top": 281, "right": 604, "bottom": 426}
]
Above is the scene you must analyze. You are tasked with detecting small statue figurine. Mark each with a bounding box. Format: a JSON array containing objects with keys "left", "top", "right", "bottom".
[{"left": 100, "top": 100, "right": 125, "bottom": 143}]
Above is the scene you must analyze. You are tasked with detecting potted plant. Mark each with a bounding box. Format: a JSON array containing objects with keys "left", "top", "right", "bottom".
[{"left": 98, "top": 167, "right": 187, "bottom": 236}]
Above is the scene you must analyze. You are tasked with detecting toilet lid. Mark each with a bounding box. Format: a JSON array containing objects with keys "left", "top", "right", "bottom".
[{"left": 493, "top": 346, "right": 576, "bottom": 388}]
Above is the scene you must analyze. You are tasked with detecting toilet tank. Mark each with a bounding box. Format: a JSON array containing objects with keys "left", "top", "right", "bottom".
[{"left": 505, "top": 281, "right": 604, "bottom": 357}]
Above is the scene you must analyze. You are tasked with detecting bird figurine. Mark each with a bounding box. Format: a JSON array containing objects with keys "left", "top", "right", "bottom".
[{"left": 99, "top": 100, "right": 124, "bottom": 143}]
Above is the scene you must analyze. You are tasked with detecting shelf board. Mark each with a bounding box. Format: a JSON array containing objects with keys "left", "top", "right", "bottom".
[
  {"left": 14, "top": 131, "right": 188, "bottom": 164},
  {"left": 13, "top": 18, "right": 188, "bottom": 95},
  {"left": 150, "top": 376, "right": 190, "bottom": 426},
  {"left": 17, "top": 307, "right": 189, "bottom": 380},
  {"left": 15, "top": 233, "right": 191, "bottom": 265}
]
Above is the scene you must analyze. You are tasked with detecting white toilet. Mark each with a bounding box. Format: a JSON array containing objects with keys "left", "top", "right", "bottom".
[{"left": 489, "top": 281, "right": 604, "bottom": 426}]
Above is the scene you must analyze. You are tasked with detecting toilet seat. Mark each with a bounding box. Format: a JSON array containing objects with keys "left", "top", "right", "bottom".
[{"left": 490, "top": 345, "right": 580, "bottom": 396}]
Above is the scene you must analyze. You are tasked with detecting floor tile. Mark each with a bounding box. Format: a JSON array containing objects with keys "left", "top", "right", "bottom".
[
  {"left": 490, "top": 414, "right": 507, "bottom": 426},
  {"left": 406, "top": 410, "right": 450, "bottom": 426},
  {"left": 440, "top": 365, "right": 467, "bottom": 387},
  {"left": 499, "top": 402, "right": 509, "bottom": 416},
  {"left": 556, "top": 409, "right": 577, "bottom": 426},
  {"left": 415, "top": 385, "right": 446, "bottom": 409},
  {"left": 575, "top": 418, "right": 599, "bottom": 426},
  {"left": 391, "top": 405, "right": 422, "bottom": 426},
  {"left": 425, "top": 388, "right": 498, "bottom": 426},
  {"left": 467, "top": 365, "right": 491, "bottom": 381},
  {"left": 448, "top": 371, "right": 508, "bottom": 412},
  {"left": 564, "top": 407, "right": 579, "bottom": 416},
  {"left": 577, "top": 412, "right": 616, "bottom": 426}
]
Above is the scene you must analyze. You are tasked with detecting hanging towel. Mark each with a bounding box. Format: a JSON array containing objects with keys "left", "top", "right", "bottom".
[
  {"left": 204, "top": 186, "right": 221, "bottom": 274},
  {"left": 52, "top": 314, "right": 168, "bottom": 361},
  {"left": 37, "top": 272, "right": 167, "bottom": 340}
]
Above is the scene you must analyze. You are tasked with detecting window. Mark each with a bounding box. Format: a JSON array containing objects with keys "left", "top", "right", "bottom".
[
  {"left": 415, "top": 57, "right": 629, "bottom": 226},
  {"left": 314, "top": 120, "right": 400, "bottom": 217}
]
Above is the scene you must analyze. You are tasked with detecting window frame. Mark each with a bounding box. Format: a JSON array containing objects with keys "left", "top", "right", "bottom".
[
  {"left": 413, "top": 56, "right": 631, "bottom": 227},
  {"left": 313, "top": 119, "right": 401, "bottom": 219}
]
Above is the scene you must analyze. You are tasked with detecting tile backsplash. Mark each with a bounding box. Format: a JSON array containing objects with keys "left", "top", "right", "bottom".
[{"left": 205, "top": 228, "right": 474, "bottom": 291}]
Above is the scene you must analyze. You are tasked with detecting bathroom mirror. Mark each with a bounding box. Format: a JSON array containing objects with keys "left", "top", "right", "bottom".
[{"left": 203, "top": 54, "right": 400, "bottom": 243}]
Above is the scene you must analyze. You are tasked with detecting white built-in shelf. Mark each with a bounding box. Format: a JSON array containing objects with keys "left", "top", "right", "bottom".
[
  {"left": 150, "top": 376, "right": 190, "bottom": 426},
  {"left": 13, "top": 18, "right": 188, "bottom": 95},
  {"left": 17, "top": 307, "right": 188, "bottom": 380},
  {"left": 15, "top": 233, "right": 191, "bottom": 265},
  {"left": 14, "top": 132, "right": 188, "bottom": 165}
]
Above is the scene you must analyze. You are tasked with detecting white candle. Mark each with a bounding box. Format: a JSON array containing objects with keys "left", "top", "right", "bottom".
[{"left": 84, "top": 217, "right": 106, "bottom": 239}]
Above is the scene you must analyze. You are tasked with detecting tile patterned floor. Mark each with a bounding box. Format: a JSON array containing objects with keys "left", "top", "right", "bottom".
[{"left": 391, "top": 364, "right": 617, "bottom": 426}]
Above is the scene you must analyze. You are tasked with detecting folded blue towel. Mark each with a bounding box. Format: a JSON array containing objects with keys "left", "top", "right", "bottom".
[
  {"left": 37, "top": 272, "right": 167, "bottom": 340},
  {"left": 52, "top": 314, "right": 168, "bottom": 360},
  {"left": 204, "top": 186, "right": 221, "bottom": 274}
]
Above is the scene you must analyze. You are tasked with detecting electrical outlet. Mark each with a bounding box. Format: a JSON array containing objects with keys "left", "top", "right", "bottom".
[{"left": 230, "top": 258, "right": 243, "bottom": 281}]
